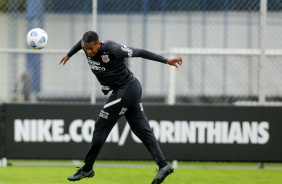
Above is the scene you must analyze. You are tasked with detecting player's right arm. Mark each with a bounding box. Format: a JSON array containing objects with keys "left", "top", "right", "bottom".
[{"left": 59, "top": 40, "right": 82, "bottom": 66}]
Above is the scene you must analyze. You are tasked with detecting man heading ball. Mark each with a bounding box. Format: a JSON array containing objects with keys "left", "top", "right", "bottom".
[{"left": 59, "top": 31, "right": 182, "bottom": 184}]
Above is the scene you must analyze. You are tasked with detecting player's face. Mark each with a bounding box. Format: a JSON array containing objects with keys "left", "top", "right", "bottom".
[{"left": 84, "top": 41, "right": 101, "bottom": 57}]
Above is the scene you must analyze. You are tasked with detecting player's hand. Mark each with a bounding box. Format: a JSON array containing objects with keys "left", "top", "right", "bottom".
[
  {"left": 59, "top": 55, "right": 70, "bottom": 66},
  {"left": 166, "top": 57, "right": 182, "bottom": 70}
]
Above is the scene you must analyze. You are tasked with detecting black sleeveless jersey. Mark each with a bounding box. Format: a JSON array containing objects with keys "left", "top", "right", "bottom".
[{"left": 67, "top": 40, "right": 167, "bottom": 94}]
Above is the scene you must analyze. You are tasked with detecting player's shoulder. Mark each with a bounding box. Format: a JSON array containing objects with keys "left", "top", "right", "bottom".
[
  {"left": 100, "top": 40, "right": 119, "bottom": 46},
  {"left": 100, "top": 40, "right": 121, "bottom": 51}
]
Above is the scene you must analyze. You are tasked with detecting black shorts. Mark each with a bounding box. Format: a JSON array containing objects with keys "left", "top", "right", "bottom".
[{"left": 101, "top": 78, "right": 143, "bottom": 120}]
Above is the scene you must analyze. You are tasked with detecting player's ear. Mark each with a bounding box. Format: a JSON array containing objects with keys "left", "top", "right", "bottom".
[{"left": 97, "top": 41, "right": 101, "bottom": 48}]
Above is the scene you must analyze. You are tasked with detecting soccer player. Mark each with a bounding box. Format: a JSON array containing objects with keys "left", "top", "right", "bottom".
[{"left": 59, "top": 31, "right": 182, "bottom": 184}]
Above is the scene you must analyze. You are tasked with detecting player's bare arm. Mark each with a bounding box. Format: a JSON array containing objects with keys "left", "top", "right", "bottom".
[
  {"left": 166, "top": 56, "right": 182, "bottom": 69},
  {"left": 59, "top": 40, "right": 82, "bottom": 66},
  {"left": 59, "top": 55, "right": 71, "bottom": 66}
]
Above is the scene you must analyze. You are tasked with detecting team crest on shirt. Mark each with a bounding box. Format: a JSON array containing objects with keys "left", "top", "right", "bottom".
[
  {"left": 119, "top": 107, "right": 128, "bottom": 115},
  {"left": 101, "top": 55, "right": 110, "bottom": 63}
]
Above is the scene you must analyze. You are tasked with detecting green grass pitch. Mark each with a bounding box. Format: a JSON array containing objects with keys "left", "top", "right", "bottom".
[{"left": 0, "top": 161, "right": 282, "bottom": 184}]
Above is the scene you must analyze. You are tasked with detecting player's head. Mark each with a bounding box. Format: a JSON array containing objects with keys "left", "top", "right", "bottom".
[{"left": 83, "top": 31, "right": 101, "bottom": 57}]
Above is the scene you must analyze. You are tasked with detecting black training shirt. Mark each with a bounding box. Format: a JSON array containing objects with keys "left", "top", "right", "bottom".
[{"left": 67, "top": 40, "right": 168, "bottom": 94}]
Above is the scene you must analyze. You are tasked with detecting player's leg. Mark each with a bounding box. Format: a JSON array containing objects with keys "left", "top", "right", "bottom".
[
  {"left": 124, "top": 102, "right": 167, "bottom": 167},
  {"left": 68, "top": 85, "right": 130, "bottom": 181},
  {"left": 82, "top": 114, "right": 118, "bottom": 168},
  {"left": 124, "top": 103, "right": 174, "bottom": 184},
  {"left": 123, "top": 79, "right": 174, "bottom": 184},
  {"left": 67, "top": 113, "right": 121, "bottom": 181},
  {"left": 84, "top": 84, "right": 131, "bottom": 167}
]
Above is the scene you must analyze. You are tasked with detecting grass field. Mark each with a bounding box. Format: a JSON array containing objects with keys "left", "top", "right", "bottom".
[{"left": 0, "top": 161, "right": 282, "bottom": 184}]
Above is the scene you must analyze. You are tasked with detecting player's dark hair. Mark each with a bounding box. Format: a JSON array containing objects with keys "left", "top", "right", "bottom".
[{"left": 82, "top": 31, "right": 99, "bottom": 43}]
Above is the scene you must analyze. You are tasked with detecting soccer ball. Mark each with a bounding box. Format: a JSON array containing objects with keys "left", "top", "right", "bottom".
[{"left": 26, "top": 28, "right": 48, "bottom": 50}]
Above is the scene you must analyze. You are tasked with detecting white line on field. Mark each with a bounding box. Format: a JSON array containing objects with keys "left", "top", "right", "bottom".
[{"left": 9, "top": 163, "right": 282, "bottom": 170}]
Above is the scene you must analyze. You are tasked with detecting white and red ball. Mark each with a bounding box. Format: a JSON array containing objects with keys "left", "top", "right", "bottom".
[{"left": 26, "top": 28, "right": 48, "bottom": 50}]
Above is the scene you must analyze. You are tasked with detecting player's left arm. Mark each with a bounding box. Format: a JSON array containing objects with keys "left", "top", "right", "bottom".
[
  {"left": 166, "top": 57, "right": 182, "bottom": 70},
  {"left": 134, "top": 49, "right": 182, "bottom": 69},
  {"left": 112, "top": 43, "right": 182, "bottom": 69}
]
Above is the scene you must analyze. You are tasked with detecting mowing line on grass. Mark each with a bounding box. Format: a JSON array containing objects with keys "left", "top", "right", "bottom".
[
  {"left": 10, "top": 163, "right": 282, "bottom": 170},
  {"left": 11, "top": 163, "right": 156, "bottom": 168}
]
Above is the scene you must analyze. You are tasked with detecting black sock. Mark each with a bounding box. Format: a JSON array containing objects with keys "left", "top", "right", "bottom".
[
  {"left": 158, "top": 161, "right": 168, "bottom": 169},
  {"left": 82, "top": 163, "right": 93, "bottom": 172}
]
